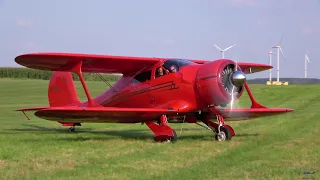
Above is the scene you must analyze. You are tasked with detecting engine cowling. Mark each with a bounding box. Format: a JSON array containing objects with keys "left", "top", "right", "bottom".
[{"left": 195, "top": 59, "right": 246, "bottom": 107}]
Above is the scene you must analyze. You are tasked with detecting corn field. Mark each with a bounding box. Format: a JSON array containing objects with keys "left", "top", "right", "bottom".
[{"left": 0, "top": 67, "right": 120, "bottom": 81}]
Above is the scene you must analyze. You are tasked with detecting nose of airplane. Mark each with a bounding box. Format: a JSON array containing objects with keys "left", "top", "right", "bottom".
[{"left": 231, "top": 71, "right": 246, "bottom": 87}]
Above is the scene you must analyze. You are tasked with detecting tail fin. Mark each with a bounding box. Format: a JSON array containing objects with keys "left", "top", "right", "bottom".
[{"left": 48, "top": 71, "right": 80, "bottom": 107}]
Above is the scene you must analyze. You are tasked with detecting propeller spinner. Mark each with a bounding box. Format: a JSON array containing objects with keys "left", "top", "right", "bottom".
[
  {"left": 221, "top": 64, "right": 246, "bottom": 95},
  {"left": 231, "top": 71, "right": 246, "bottom": 87}
]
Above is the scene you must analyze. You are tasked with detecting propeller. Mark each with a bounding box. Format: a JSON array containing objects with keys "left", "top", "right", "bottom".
[{"left": 220, "top": 60, "right": 246, "bottom": 110}]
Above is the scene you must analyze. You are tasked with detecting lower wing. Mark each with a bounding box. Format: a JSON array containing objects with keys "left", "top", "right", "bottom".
[
  {"left": 16, "top": 106, "right": 293, "bottom": 122},
  {"left": 21, "top": 106, "right": 177, "bottom": 123},
  {"left": 217, "top": 108, "right": 293, "bottom": 120}
]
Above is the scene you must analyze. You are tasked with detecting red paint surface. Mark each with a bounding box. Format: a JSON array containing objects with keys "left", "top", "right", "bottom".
[{"left": 15, "top": 52, "right": 293, "bottom": 139}]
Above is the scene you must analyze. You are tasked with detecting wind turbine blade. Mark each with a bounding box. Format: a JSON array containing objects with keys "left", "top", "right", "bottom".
[
  {"left": 306, "top": 55, "right": 310, "bottom": 63},
  {"left": 269, "top": 50, "right": 276, "bottom": 55},
  {"left": 279, "top": 47, "right": 286, "bottom": 60},
  {"left": 224, "top": 44, "right": 236, "bottom": 51},
  {"left": 278, "top": 33, "right": 284, "bottom": 46},
  {"left": 214, "top": 44, "right": 223, "bottom": 51}
]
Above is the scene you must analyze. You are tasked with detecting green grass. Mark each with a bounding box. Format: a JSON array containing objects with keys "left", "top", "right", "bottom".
[
  {"left": 0, "top": 78, "right": 319, "bottom": 180},
  {"left": 0, "top": 67, "right": 120, "bottom": 81}
]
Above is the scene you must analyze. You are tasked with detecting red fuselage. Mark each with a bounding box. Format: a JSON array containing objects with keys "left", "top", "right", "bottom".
[
  {"left": 15, "top": 53, "right": 292, "bottom": 127},
  {"left": 92, "top": 59, "right": 243, "bottom": 113}
]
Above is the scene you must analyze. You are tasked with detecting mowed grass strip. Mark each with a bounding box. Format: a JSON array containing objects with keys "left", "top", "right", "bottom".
[{"left": 0, "top": 79, "right": 319, "bottom": 180}]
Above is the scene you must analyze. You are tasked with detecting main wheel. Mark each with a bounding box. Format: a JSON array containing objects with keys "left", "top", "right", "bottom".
[
  {"left": 68, "top": 127, "right": 75, "bottom": 133},
  {"left": 215, "top": 126, "right": 232, "bottom": 141},
  {"left": 169, "top": 129, "right": 178, "bottom": 142},
  {"left": 156, "top": 129, "right": 178, "bottom": 143}
]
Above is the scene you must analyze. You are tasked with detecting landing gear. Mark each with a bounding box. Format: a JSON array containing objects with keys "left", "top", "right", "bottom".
[
  {"left": 146, "top": 115, "right": 177, "bottom": 143},
  {"left": 201, "top": 114, "right": 234, "bottom": 141},
  {"left": 60, "top": 122, "right": 81, "bottom": 133},
  {"left": 215, "top": 126, "right": 232, "bottom": 141},
  {"left": 68, "top": 126, "right": 75, "bottom": 132},
  {"left": 169, "top": 129, "right": 178, "bottom": 142},
  {"left": 215, "top": 115, "right": 232, "bottom": 141}
]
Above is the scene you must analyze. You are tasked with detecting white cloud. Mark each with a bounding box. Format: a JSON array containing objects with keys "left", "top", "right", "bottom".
[
  {"left": 15, "top": 18, "right": 32, "bottom": 27},
  {"left": 301, "top": 26, "right": 313, "bottom": 35},
  {"left": 25, "top": 42, "right": 35, "bottom": 48},
  {"left": 256, "top": 19, "right": 267, "bottom": 26},
  {"left": 163, "top": 39, "right": 175, "bottom": 45},
  {"left": 230, "top": 0, "right": 257, "bottom": 6}
]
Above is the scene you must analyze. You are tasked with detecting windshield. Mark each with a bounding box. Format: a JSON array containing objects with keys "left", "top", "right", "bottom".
[{"left": 163, "top": 59, "right": 196, "bottom": 73}]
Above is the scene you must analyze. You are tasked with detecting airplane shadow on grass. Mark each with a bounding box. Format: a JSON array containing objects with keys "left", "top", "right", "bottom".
[{"left": 3, "top": 124, "right": 260, "bottom": 142}]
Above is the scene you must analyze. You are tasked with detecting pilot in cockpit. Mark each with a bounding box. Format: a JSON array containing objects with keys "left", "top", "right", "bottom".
[
  {"left": 156, "top": 67, "right": 164, "bottom": 78},
  {"left": 170, "top": 65, "right": 178, "bottom": 73}
]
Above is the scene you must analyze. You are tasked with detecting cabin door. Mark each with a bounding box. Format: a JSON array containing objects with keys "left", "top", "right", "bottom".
[{"left": 150, "top": 66, "right": 181, "bottom": 108}]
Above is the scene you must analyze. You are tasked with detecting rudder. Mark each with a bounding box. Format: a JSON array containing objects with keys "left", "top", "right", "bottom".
[{"left": 48, "top": 71, "right": 80, "bottom": 107}]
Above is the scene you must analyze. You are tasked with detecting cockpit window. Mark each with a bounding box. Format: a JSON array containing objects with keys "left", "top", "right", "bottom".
[
  {"left": 163, "top": 59, "right": 196, "bottom": 73},
  {"left": 133, "top": 70, "right": 151, "bottom": 84}
]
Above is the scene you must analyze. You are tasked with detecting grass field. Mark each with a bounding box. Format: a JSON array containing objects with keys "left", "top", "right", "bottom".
[{"left": 0, "top": 78, "right": 319, "bottom": 180}]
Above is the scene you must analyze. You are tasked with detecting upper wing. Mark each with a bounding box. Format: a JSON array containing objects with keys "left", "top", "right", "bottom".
[
  {"left": 190, "top": 59, "right": 272, "bottom": 74},
  {"left": 15, "top": 52, "right": 272, "bottom": 74},
  {"left": 236, "top": 62, "right": 272, "bottom": 74},
  {"left": 15, "top": 52, "right": 163, "bottom": 74}
]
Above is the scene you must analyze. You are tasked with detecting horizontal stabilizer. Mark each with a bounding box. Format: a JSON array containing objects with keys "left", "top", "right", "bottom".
[{"left": 16, "top": 107, "right": 49, "bottom": 111}]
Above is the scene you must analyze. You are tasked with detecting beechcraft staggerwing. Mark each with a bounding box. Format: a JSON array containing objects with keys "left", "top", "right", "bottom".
[{"left": 14, "top": 53, "right": 293, "bottom": 142}]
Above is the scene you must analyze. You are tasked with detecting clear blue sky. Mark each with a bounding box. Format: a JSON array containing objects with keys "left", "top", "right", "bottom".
[{"left": 1, "top": 0, "right": 319, "bottom": 79}]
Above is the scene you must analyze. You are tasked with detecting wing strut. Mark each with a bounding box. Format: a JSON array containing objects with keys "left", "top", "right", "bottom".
[
  {"left": 244, "top": 82, "right": 266, "bottom": 108},
  {"left": 240, "top": 67, "right": 266, "bottom": 108},
  {"left": 83, "top": 60, "right": 118, "bottom": 92},
  {"left": 66, "top": 60, "right": 102, "bottom": 107}
]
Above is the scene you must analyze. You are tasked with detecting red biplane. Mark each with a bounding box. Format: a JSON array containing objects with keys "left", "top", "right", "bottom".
[{"left": 15, "top": 53, "right": 293, "bottom": 142}]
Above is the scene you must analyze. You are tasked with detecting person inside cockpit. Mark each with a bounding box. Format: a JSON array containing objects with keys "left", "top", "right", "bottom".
[
  {"left": 170, "top": 65, "right": 178, "bottom": 73},
  {"left": 156, "top": 67, "right": 164, "bottom": 78}
]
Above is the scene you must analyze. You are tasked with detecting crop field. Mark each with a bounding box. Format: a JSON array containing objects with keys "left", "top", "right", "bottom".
[{"left": 0, "top": 78, "right": 319, "bottom": 179}]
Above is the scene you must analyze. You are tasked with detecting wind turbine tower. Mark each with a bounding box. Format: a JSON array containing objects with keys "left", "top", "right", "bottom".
[
  {"left": 304, "top": 52, "right": 310, "bottom": 78},
  {"left": 268, "top": 50, "right": 275, "bottom": 82},
  {"left": 271, "top": 45, "right": 286, "bottom": 82},
  {"left": 214, "top": 44, "right": 236, "bottom": 59}
]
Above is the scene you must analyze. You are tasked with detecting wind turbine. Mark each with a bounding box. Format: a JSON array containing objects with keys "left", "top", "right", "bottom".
[
  {"left": 214, "top": 44, "right": 236, "bottom": 59},
  {"left": 268, "top": 50, "right": 276, "bottom": 82},
  {"left": 304, "top": 52, "right": 310, "bottom": 78},
  {"left": 271, "top": 45, "right": 286, "bottom": 82}
]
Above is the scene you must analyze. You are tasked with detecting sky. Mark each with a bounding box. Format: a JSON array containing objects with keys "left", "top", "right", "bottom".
[{"left": 0, "top": 0, "right": 320, "bottom": 79}]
